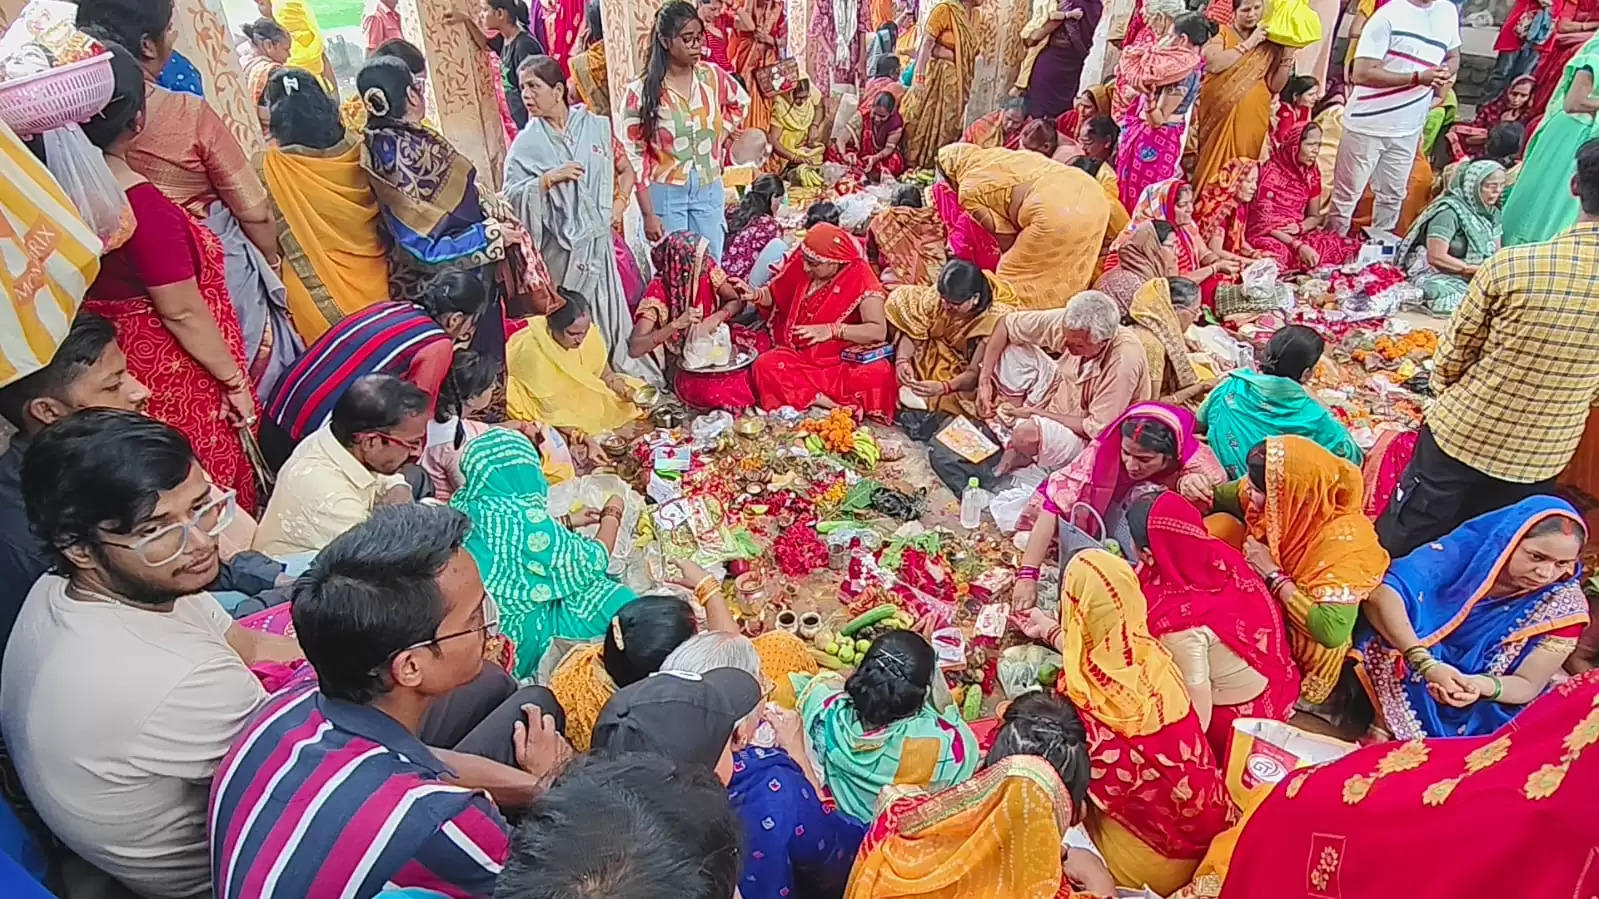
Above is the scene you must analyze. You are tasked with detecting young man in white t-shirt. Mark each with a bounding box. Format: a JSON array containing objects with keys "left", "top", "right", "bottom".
[
  {"left": 1326, "top": 0, "right": 1461, "bottom": 235},
  {"left": 0, "top": 411, "right": 301, "bottom": 898}
]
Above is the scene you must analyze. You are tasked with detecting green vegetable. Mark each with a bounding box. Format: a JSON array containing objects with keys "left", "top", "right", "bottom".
[
  {"left": 810, "top": 649, "right": 845, "bottom": 670},
  {"left": 855, "top": 638, "right": 871, "bottom": 653},
  {"left": 1037, "top": 664, "right": 1060, "bottom": 687},
  {"left": 823, "top": 641, "right": 841, "bottom": 656},
  {"left": 961, "top": 682, "right": 983, "bottom": 721},
  {"left": 838, "top": 646, "right": 856, "bottom": 664},
  {"left": 841, "top": 604, "right": 900, "bottom": 636},
  {"left": 840, "top": 479, "right": 881, "bottom": 514}
]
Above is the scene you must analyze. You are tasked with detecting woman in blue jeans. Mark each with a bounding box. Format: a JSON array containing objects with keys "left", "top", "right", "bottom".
[{"left": 620, "top": 0, "right": 750, "bottom": 261}]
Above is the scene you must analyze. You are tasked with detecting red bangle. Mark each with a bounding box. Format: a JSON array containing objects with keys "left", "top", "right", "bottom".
[{"left": 1016, "top": 566, "right": 1040, "bottom": 581}]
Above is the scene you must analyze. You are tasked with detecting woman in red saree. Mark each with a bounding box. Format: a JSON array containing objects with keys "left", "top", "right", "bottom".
[
  {"left": 830, "top": 92, "right": 907, "bottom": 181},
  {"left": 80, "top": 44, "right": 260, "bottom": 514},
  {"left": 629, "top": 232, "right": 767, "bottom": 409},
  {"left": 1018, "top": 549, "right": 1236, "bottom": 895},
  {"left": 1129, "top": 490, "right": 1300, "bottom": 760},
  {"left": 1178, "top": 671, "right": 1599, "bottom": 899},
  {"left": 1247, "top": 122, "right": 1362, "bottom": 274},
  {"left": 750, "top": 224, "right": 898, "bottom": 420},
  {"left": 728, "top": 0, "right": 788, "bottom": 130},
  {"left": 1529, "top": 0, "right": 1599, "bottom": 123}
]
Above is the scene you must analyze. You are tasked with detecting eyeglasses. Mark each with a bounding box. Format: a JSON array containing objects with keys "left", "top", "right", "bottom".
[
  {"left": 362, "top": 430, "right": 426, "bottom": 454},
  {"left": 395, "top": 593, "right": 501, "bottom": 656},
  {"left": 677, "top": 29, "right": 705, "bottom": 45},
  {"left": 99, "top": 490, "right": 237, "bottom": 567}
]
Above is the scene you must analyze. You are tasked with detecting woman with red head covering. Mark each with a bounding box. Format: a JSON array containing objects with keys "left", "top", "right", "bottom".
[
  {"left": 1128, "top": 489, "right": 1300, "bottom": 759},
  {"left": 1247, "top": 121, "right": 1362, "bottom": 273},
  {"left": 750, "top": 224, "right": 898, "bottom": 420}
]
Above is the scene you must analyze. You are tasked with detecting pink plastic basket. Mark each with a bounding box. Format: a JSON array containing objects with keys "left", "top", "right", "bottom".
[{"left": 0, "top": 52, "right": 115, "bottom": 137}]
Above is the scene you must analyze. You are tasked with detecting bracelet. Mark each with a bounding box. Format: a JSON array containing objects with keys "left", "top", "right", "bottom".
[
  {"left": 1016, "top": 566, "right": 1040, "bottom": 582},
  {"left": 1487, "top": 675, "right": 1503, "bottom": 701},
  {"left": 831, "top": 322, "right": 843, "bottom": 339},
  {"left": 600, "top": 507, "right": 623, "bottom": 521},
  {"left": 1263, "top": 570, "right": 1287, "bottom": 593},
  {"left": 1410, "top": 71, "right": 1419, "bottom": 86},
  {"left": 940, "top": 381, "right": 954, "bottom": 396}
]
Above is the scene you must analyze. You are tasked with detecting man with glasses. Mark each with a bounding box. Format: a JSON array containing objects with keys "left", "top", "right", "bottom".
[
  {"left": 255, "top": 374, "right": 430, "bottom": 557},
  {"left": 0, "top": 410, "right": 303, "bottom": 898},
  {"left": 211, "top": 505, "right": 571, "bottom": 899}
]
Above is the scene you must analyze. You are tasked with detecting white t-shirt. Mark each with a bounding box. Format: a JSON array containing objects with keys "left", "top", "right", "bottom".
[
  {"left": 0, "top": 576, "right": 267, "bottom": 898},
  {"left": 1346, "top": 0, "right": 1461, "bottom": 138}
]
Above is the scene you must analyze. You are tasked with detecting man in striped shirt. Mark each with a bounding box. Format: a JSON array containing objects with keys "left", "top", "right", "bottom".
[
  {"left": 1326, "top": 0, "right": 1460, "bottom": 235},
  {"left": 210, "top": 505, "right": 571, "bottom": 898}
]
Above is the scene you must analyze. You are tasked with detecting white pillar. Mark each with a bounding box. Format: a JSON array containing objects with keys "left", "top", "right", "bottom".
[{"left": 170, "top": 0, "right": 264, "bottom": 156}]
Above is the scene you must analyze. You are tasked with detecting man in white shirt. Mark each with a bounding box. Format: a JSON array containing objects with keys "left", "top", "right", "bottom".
[
  {"left": 0, "top": 411, "right": 300, "bottom": 898},
  {"left": 254, "top": 374, "right": 428, "bottom": 557},
  {"left": 1326, "top": 0, "right": 1460, "bottom": 235}
]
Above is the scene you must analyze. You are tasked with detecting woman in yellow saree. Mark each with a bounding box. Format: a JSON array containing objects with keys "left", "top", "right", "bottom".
[
  {"left": 902, "top": 0, "right": 979, "bottom": 168},
  {"left": 765, "top": 78, "right": 824, "bottom": 175},
  {"left": 936, "top": 143, "right": 1110, "bottom": 309},
  {"left": 885, "top": 259, "right": 1014, "bottom": 417},
  {"left": 845, "top": 693, "right": 1109, "bottom": 899},
  {"left": 1191, "top": 0, "right": 1293, "bottom": 190},
  {"left": 1018, "top": 549, "right": 1236, "bottom": 895},
  {"left": 1128, "top": 276, "right": 1212, "bottom": 408},
  {"left": 259, "top": 71, "right": 391, "bottom": 343},
  {"left": 506, "top": 291, "right": 643, "bottom": 433}
]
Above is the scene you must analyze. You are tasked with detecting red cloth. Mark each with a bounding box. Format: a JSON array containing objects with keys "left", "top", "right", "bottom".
[
  {"left": 1217, "top": 671, "right": 1599, "bottom": 898},
  {"left": 84, "top": 184, "right": 259, "bottom": 514},
  {"left": 1529, "top": 0, "right": 1599, "bottom": 116},
  {"left": 1273, "top": 104, "right": 1311, "bottom": 149},
  {"left": 1247, "top": 122, "right": 1361, "bottom": 272},
  {"left": 751, "top": 224, "right": 896, "bottom": 419},
  {"left": 932, "top": 181, "right": 1001, "bottom": 271},
  {"left": 1360, "top": 428, "right": 1417, "bottom": 520},
  {"left": 1078, "top": 712, "right": 1236, "bottom": 863},
  {"left": 542, "top": 0, "right": 584, "bottom": 67},
  {"left": 1137, "top": 491, "right": 1301, "bottom": 759}
]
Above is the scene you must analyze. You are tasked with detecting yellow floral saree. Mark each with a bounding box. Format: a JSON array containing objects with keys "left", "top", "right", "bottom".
[{"left": 883, "top": 275, "right": 1012, "bottom": 415}]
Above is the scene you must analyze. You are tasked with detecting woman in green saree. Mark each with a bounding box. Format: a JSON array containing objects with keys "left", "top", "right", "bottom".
[
  {"left": 796, "top": 630, "right": 979, "bottom": 823},
  {"left": 1503, "top": 32, "right": 1599, "bottom": 246},
  {"left": 1198, "top": 324, "right": 1361, "bottom": 479},
  {"left": 451, "top": 427, "right": 635, "bottom": 677},
  {"left": 1395, "top": 160, "right": 1505, "bottom": 316}
]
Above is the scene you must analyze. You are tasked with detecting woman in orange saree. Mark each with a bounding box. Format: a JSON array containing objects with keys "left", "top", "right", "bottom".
[
  {"left": 845, "top": 739, "right": 1100, "bottom": 897},
  {"left": 1020, "top": 550, "right": 1237, "bottom": 895},
  {"left": 1176, "top": 671, "right": 1599, "bottom": 899},
  {"left": 750, "top": 223, "right": 898, "bottom": 420},
  {"left": 1230, "top": 436, "right": 1389, "bottom": 706},
  {"left": 1192, "top": 0, "right": 1293, "bottom": 191},
  {"left": 728, "top": 0, "right": 788, "bottom": 130}
]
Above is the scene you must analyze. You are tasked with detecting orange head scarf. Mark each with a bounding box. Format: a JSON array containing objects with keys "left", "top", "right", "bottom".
[
  {"left": 1245, "top": 435, "right": 1389, "bottom": 606},
  {"left": 1193, "top": 157, "right": 1257, "bottom": 247},
  {"left": 1058, "top": 549, "right": 1191, "bottom": 737}
]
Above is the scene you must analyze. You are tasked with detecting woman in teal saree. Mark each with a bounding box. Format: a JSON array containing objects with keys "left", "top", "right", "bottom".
[
  {"left": 451, "top": 427, "right": 635, "bottom": 677},
  {"left": 1198, "top": 324, "right": 1361, "bottom": 478}
]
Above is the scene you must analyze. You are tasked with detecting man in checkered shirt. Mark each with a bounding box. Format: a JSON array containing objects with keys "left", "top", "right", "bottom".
[{"left": 1378, "top": 139, "right": 1599, "bottom": 556}]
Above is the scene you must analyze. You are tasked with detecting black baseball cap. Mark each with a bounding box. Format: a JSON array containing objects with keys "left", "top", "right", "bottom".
[{"left": 592, "top": 668, "right": 762, "bottom": 768}]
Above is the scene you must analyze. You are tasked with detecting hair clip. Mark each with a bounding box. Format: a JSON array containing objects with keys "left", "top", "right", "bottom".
[
  {"left": 282, "top": 74, "right": 299, "bottom": 95},
  {"left": 364, "top": 85, "right": 391, "bottom": 118},
  {"left": 609, "top": 615, "right": 625, "bottom": 650}
]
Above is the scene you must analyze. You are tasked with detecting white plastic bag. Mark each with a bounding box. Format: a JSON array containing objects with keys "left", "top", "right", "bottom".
[
  {"left": 988, "top": 486, "right": 1036, "bottom": 534},
  {"left": 683, "top": 322, "right": 733, "bottom": 370},
  {"left": 42, "top": 124, "right": 132, "bottom": 249}
]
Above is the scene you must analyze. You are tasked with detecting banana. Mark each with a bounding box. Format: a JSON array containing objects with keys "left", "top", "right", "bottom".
[{"left": 804, "top": 434, "right": 825, "bottom": 454}]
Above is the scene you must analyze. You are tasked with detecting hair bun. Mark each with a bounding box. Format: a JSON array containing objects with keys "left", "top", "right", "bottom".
[{"left": 363, "top": 85, "right": 390, "bottom": 118}]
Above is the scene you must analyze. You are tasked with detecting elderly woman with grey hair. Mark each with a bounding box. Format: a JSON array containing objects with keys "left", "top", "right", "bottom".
[
  {"left": 661, "top": 634, "right": 869, "bottom": 897},
  {"left": 971, "top": 289, "right": 1152, "bottom": 476}
]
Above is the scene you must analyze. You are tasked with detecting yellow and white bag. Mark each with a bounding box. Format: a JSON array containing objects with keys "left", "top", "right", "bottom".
[
  {"left": 1224, "top": 718, "right": 1355, "bottom": 808},
  {"left": 0, "top": 117, "right": 102, "bottom": 387}
]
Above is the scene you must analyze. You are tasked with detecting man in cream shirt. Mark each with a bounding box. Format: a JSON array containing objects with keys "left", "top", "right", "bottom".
[{"left": 255, "top": 374, "right": 429, "bottom": 557}]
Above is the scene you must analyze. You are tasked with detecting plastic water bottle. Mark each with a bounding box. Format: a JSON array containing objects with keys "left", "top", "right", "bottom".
[{"left": 960, "top": 477, "right": 989, "bottom": 529}]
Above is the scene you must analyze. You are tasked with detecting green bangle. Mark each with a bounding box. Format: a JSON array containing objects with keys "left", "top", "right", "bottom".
[{"left": 1487, "top": 675, "right": 1503, "bottom": 701}]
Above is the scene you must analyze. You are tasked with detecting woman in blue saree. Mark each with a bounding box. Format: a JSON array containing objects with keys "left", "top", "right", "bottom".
[
  {"left": 1353, "top": 495, "right": 1590, "bottom": 739},
  {"left": 357, "top": 57, "right": 508, "bottom": 302},
  {"left": 1198, "top": 324, "right": 1362, "bottom": 478}
]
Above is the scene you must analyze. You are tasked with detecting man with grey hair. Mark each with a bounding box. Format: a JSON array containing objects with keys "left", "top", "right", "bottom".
[{"left": 977, "top": 289, "right": 1150, "bottom": 474}]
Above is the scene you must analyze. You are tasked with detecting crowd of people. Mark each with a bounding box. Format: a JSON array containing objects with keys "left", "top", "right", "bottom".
[{"left": 4, "top": 0, "right": 1599, "bottom": 893}]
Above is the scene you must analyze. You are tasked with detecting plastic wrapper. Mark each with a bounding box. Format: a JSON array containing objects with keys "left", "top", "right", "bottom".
[
  {"left": 1224, "top": 718, "right": 1354, "bottom": 807},
  {"left": 41, "top": 124, "right": 132, "bottom": 249},
  {"left": 997, "top": 644, "right": 1063, "bottom": 699}
]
